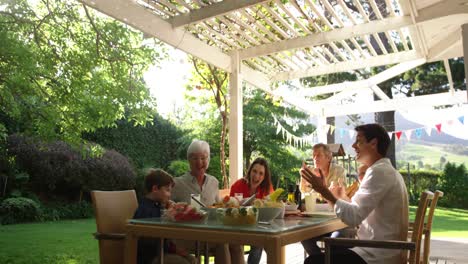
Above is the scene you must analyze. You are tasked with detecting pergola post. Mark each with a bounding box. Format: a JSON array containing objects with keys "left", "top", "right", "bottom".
[
  {"left": 317, "top": 116, "right": 327, "bottom": 144},
  {"left": 463, "top": 23, "right": 468, "bottom": 101},
  {"left": 228, "top": 51, "right": 243, "bottom": 187}
]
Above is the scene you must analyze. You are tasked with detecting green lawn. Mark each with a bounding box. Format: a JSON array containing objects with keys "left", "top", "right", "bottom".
[
  {"left": 398, "top": 143, "right": 468, "bottom": 167},
  {"left": 0, "top": 218, "right": 98, "bottom": 264},
  {"left": 409, "top": 206, "right": 468, "bottom": 237},
  {"left": 1, "top": 207, "right": 467, "bottom": 264}
]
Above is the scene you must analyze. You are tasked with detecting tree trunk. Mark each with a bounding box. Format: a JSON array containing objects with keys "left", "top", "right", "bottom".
[
  {"left": 326, "top": 116, "right": 335, "bottom": 144},
  {"left": 220, "top": 112, "right": 228, "bottom": 188}
]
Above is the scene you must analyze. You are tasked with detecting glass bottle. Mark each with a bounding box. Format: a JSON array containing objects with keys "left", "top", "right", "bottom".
[
  {"left": 294, "top": 184, "right": 302, "bottom": 207},
  {"left": 287, "top": 185, "right": 295, "bottom": 203}
]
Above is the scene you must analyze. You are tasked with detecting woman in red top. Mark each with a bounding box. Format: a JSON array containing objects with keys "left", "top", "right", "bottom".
[
  {"left": 230, "top": 157, "right": 273, "bottom": 199},
  {"left": 229, "top": 157, "right": 273, "bottom": 264}
]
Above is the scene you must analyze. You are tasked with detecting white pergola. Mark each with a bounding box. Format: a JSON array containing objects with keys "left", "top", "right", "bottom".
[{"left": 81, "top": 0, "right": 468, "bottom": 184}]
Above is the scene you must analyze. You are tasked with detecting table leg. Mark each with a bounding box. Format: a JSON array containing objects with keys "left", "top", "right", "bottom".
[
  {"left": 124, "top": 233, "right": 138, "bottom": 264},
  {"left": 265, "top": 237, "right": 283, "bottom": 264}
]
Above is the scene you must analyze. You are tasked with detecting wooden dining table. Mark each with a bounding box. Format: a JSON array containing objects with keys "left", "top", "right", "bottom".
[{"left": 124, "top": 214, "right": 346, "bottom": 264}]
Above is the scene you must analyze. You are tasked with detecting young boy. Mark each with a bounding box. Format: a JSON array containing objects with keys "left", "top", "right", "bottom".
[{"left": 133, "top": 169, "right": 196, "bottom": 264}]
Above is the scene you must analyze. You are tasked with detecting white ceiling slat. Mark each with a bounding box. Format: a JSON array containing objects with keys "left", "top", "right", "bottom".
[
  {"left": 216, "top": 16, "right": 257, "bottom": 49},
  {"left": 197, "top": 22, "right": 240, "bottom": 49},
  {"left": 366, "top": 0, "right": 399, "bottom": 54},
  {"left": 329, "top": 43, "right": 348, "bottom": 62},
  {"left": 262, "top": 3, "right": 299, "bottom": 37},
  {"left": 352, "top": 0, "right": 370, "bottom": 22},
  {"left": 337, "top": 0, "right": 358, "bottom": 24},
  {"left": 241, "top": 9, "right": 280, "bottom": 41},
  {"left": 372, "top": 33, "right": 389, "bottom": 55},
  {"left": 350, "top": 38, "right": 368, "bottom": 58},
  {"left": 320, "top": 0, "right": 344, "bottom": 28},
  {"left": 398, "top": 30, "right": 410, "bottom": 51},
  {"left": 270, "top": 53, "right": 298, "bottom": 71},
  {"left": 361, "top": 36, "right": 378, "bottom": 57},
  {"left": 385, "top": 0, "right": 396, "bottom": 16},
  {"left": 398, "top": 1, "right": 423, "bottom": 55},
  {"left": 279, "top": 52, "right": 304, "bottom": 70},
  {"left": 368, "top": 0, "right": 384, "bottom": 20},
  {"left": 340, "top": 40, "right": 358, "bottom": 60},
  {"left": 192, "top": 0, "right": 207, "bottom": 7},
  {"left": 172, "top": 0, "right": 193, "bottom": 11},
  {"left": 229, "top": 13, "right": 271, "bottom": 44},
  {"left": 304, "top": 49, "right": 326, "bottom": 67},
  {"left": 158, "top": 0, "right": 185, "bottom": 14},
  {"left": 321, "top": 46, "right": 340, "bottom": 63},
  {"left": 384, "top": 31, "right": 399, "bottom": 53},
  {"left": 274, "top": 0, "right": 311, "bottom": 34},
  {"left": 272, "top": 50, "right": 422, "bottom": 81},
  {"left": 237, "top": 16, "right": 411, "bottom": 59},
  {"left": 266, "top": 55, "right": 293, "bottom": 71},
  {"left": 313, "top": 47, "right": 333, "bottom": 64},
  {"left": 304, "top": 0, "right": 335, "bottom": 30},
  {"left": 252, "top": 7, "right": 290, "bottom": 39},
  {"left": 146, "top": 1, "right": 175, "bottom": 17},
  {"left": 169, "top": 0, "right": 269, "bottom": 28},
  {"left": 289, "top": 1, "right": 322, "bottom": 32},
  {"left": 193, "top": 24, "right": 235, "bottom": 51}
]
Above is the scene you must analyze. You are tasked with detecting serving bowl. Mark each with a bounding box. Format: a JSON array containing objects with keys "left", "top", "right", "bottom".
[
  {"left": 257, "top": 207, "right": 283, "bottom": 222},
  {"left": 284, "top": 203, "right": 298, "bottom": 211},
  {"left": 216, "top": 207, "right": 258, "bottom": 226}
]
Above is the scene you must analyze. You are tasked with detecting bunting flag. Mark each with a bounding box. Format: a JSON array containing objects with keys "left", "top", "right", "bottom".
[
  {"left": 395, "top": 131, "right": 402, "bottom": 140},
  {"left": 425, "top": 127, "right": 432, "bottom": 136},
  {"left": 339, "top": 128, "right": 345, "bottom": 138},
  {"left": 415, "top": 128, "right": 423, "bottom": 139},
  {"left": 404, "top": 130, "right": 412, "bottom": 141},
  {"left": 271, "top": 113, "right": 463, "bottom": 148}
]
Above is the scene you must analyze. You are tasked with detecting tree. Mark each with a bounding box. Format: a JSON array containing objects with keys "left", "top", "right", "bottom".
[
  {"left": 0, "top": 0, "right": 166, "bottom": 145},
  {"left": 243, "top": 87, "right": 315, "bottom": 186},
  {"left": 186, "top": 57, "right": 229, "bottom": 188}
]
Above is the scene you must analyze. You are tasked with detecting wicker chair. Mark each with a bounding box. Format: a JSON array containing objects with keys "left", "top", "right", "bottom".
[
  {"left": 323, "top": 190, "right": 435, "bottom": 264},
  {"left": 91, "top": 190, "right": 138, "bottom": 264}
]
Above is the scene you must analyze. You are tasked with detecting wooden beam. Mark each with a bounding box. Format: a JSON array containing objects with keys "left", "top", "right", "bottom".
[
  {"left": 443, "top": 59, "right": 454, "bottom": 95},
  {"left": 272, "top": 50, "right": 422, "bottom": 81},
  {"left": 427, "top": 29, "right": 461, "bottom": 61},
  {"left": 229, "top": 51, "right": 243, "bottom": 186},
  {"left": 238, "top": 16, "right": 412, "bottom": 59},
  {"left": 168, "top": 0, "right": 269, "bottom": 28},
  {"left": 416, "top": 0, "right": 468, "bottom": 24}
]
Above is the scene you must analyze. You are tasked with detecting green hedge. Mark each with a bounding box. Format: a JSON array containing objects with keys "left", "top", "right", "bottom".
[{"left": 399, "top": 169, "right": 442, "bottom": 203}]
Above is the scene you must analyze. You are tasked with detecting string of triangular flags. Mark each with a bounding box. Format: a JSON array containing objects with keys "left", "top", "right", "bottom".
[
  {"left": 273, "top": 114, "right": 466, "bottom": 147},
  {"left": 272, "top": 115, "right": 319, "bottom": 147}
]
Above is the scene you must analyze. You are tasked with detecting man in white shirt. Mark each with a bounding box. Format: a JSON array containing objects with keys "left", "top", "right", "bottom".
[{"left": 301, "top": 123, "right": 408, "bottom": 264}]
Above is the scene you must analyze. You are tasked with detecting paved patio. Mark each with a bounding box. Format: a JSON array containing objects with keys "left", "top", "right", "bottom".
[{"left": 243, "top": 237, "right": 468, "bottom": 264}]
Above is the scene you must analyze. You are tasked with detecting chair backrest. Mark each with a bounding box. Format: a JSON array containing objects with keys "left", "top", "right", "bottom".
[
  {"left": 408, "top": 191, "right": 434, "bottom": 264},
  {"left": 421, "top": 190, "right": 443, "bottom": 264},
  {"left": 91, "top": 190, "right": 138, "bottom": 264}
]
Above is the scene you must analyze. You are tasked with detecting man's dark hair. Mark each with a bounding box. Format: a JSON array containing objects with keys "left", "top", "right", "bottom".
[
  {"left": 145, "top": 169, "right": 175, "bottom": 193},
  {"left": 355, "top": 123, "right": 391, "bottom": 157}
]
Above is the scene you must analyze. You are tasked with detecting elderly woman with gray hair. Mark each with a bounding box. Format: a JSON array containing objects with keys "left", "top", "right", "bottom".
[{"left": 171, "top": 140, "right": 244, "bottom": 264}]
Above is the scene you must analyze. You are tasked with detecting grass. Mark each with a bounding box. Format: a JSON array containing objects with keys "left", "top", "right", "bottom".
[
  {"left": 1, "top": 206, "right": 467, "bottom": 264},
  {"left": 0, "top": 218, "right": 98, "bottom": 264},
  {"left": 398, "top": 142, "right": 468, "bottom": 167},
  {"left": 410, "top": 206, "right": 468, "bottom": 238}
]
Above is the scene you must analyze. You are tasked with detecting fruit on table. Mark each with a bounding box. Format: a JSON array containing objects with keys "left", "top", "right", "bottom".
[
  {"left": 165, "top": 203, "right": 206, "bottom": 221},
  {"left": 220, "top": 207, "right": 258, "bottom": 225},
  {"left": 269, "top": 188, "right": 285, "bottom": 202}
]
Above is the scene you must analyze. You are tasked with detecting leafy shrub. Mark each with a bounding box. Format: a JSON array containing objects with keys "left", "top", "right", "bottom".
[
  {"left": 400, "top": 169, "right": 441, "bottom": 203},
  {"left": 7, "top": 134, "right": 136, "bottom": 199},
  {"left": 167, "top": 160, "right": 189, "bottom": 177},
  {"left": 0, "top": 197, "right": 42, "bottom": 224},
  {"left": 40, "top": 201, "right": 94, "bottom": 221},
  {"left": 438, "top": 162, "right": 468, "bottom": 209}
]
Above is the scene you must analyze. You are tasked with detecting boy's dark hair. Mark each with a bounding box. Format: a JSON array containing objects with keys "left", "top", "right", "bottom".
[
  {"left": 145, "top": 169, "right": 175, "bottom": 193},
  {"left": 355, "top": 123, "right": 391, "bottom": 157}
]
